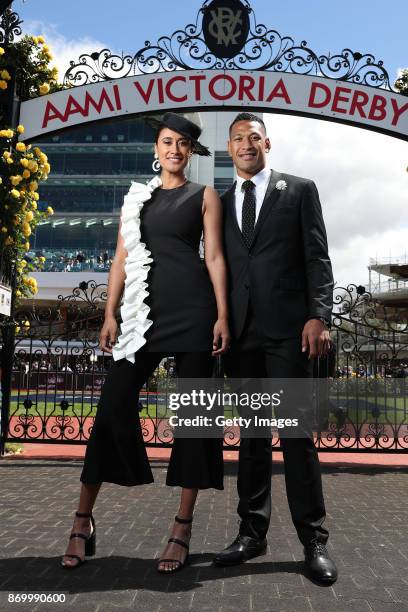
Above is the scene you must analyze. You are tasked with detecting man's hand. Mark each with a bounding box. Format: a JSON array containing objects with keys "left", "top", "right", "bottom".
[{"left": 302, "top": 319, "right": 331, "bottom": 359}]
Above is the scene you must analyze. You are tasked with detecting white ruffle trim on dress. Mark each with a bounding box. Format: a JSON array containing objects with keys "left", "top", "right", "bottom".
[{"left": 111, "top": 175, "right": 162, "bottom": 363}]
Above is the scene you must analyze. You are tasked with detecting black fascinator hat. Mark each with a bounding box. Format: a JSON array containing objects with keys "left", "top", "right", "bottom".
[{"left": 145, "top": 112, "right": 211, "bottom": 157}]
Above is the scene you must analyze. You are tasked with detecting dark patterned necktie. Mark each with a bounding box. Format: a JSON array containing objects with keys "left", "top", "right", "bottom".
[{"left": 241, "top": 179, "right": 256, "bottom": 248}]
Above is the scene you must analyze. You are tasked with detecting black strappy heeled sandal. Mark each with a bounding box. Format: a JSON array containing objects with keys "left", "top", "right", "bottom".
[
  {"left": 61, "top": 510, "right": 96, "bottom": 569},
  {"left": 157, "top": 515, "right": 193, "bottom": 574}
]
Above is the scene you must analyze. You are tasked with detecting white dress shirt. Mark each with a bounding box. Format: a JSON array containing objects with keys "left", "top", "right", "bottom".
[{"left": 234, "top": 167, "right": 271, "bottom": 231}]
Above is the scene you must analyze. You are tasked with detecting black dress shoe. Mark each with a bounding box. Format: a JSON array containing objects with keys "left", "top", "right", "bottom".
[
  {"left": 304, "top": 542, "right": 338, "bottom": 584},
  {"left": 213, "top": 534, "right": 267, "bottom": 566}
]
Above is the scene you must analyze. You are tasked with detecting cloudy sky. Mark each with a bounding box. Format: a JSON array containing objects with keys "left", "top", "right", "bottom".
[
  {"left": 17, "top": 0, "right": 408, "bottom": 288},
  {"left": 264, "top": 114, "right": 408, "bottom": 288}
]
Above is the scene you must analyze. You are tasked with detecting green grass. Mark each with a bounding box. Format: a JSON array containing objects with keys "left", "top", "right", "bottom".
[
  {"left": 9, "top": 400, "right": 407, "bottom": 427},
  {"left": 10, "top": 400, "right": 158, "bottom": 418},
  {"left": 9, "top": 387, "right": 407, "bottom": 426}
]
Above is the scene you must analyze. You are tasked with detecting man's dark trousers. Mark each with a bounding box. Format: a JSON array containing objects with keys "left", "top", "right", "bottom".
[{"left": 223, "top": 301, "right": 329, "bottom": 547}]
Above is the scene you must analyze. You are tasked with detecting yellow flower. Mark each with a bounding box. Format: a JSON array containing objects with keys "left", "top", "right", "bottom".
[
  {"left": 22, "top": 223, "right": 31, "bottom": 237},
  {"left": 24, "top": 320, "right": 30, "bottom": 327},
  {"left": 10, "top": 189, "right": 20, "bottom": 199},
  {"left": 32, "top": 193, "right": 39, "bottom": 202},
  {"left": 6, "top": 129, "right": 13, "bottom": 138},
  {"left": 39, "top": 83, "right": 50, "bottom": 95},
  {"left": 46, "top": 206, "right": 54, "bottom": 215},
  {"left": 16, "top": 142, "right": 26, "bottom": 152},
  {"left": 1, "top": 227, "right": 7, "bottom": 233},
  {"left": 0, "top": 130, "right": 8, "bottom": 137},
  {"left": 24, "top": 241, "right": 30, "bottom": 250},
  {"left": 0, "top": 177, "right": 2, "bottom": 184},
  {"left": 29, "top": 181, "right": 38, "bottom": 192},
  {"left": 22, "top": 169, "right": 31, "bottom": 179},
  {"left": 15, "top": 325, "right": 21, "bottom": 332},
  {"left": 20, "top": 158, "right": 29, "bottom": 168},
  {"left": 39, "top": 152, "right": 48, "bottom": 163},
  {"left": 33, "top": 147, "right": 41, "bottom": 156},
  {"left": 39, "top": 256, "right": 45, "bottom": 263},
  {"left": 0, "top": 80, "right": 7, "bottom": 90},
  {"left": 21, "top": 259, "right": 27, "bottom": 268},
  {"left": 10, "top": 175, "right": 23, "bottom": 185},
  {"left": 6, "top": 157, "right": 13, "bottom": 164},
  {"left": 2, "top": 150, "right": 10, "bottom": 157},
  {"left": 28, "top": 160, "right": 38, "bottom": 172},
  {"left": 1, "top": 69, "right": 11, "bottom": 80},
  {"left": 44, "top": 162, "right": 51, "bottom": 173},
  {"left": 17, "top": 125, "right": 25, "bottom": 134},
  {"left": 0, "top": 47, "right": 5, "bottom": 55},
  {"left": 25, "top": 211, "right": 34, "bottom": 222},
  {"left": 32, "top": 36, "right": 39, "bottom": 44},
  {"left": 26, "top": 277, "right": 37, "bottom": 290}
]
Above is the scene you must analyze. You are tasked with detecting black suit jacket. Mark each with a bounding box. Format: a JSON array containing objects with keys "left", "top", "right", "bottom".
[{"left": 221, "top": 168, "right": 334, "bottom": 341}]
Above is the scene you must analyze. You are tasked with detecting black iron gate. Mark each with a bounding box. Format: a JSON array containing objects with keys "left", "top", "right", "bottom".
[{"left": 2, "top": 281, "right": 408, "bottom": 452}]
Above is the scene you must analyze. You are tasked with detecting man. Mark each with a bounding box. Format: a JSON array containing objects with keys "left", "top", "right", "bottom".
[{"left": 213, "top": 112, "right": 337, "bottom": 584}]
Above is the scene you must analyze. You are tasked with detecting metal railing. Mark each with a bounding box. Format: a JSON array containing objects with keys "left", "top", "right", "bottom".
[
  {"left": 369, "top": 254, "right": 408, "bottom": 266},
  {"left": 2, "top": 282, "right": 407, "bottom": 452}
]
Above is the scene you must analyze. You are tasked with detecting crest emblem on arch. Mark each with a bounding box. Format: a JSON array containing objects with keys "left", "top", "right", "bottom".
[{"left": 203, "top": 0, "right": 250, "bottom": 59}]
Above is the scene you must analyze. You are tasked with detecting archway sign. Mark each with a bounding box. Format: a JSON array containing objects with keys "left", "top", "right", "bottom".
[{"left": 19, "top": 0, "right": 408, "bottom": 142}]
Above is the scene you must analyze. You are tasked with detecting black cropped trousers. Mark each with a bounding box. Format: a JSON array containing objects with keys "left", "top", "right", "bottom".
[{"left": 80, "top": 351, "right": 224, "bottom": 490}]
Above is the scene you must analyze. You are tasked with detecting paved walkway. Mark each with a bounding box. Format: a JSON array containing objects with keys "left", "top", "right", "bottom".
[{"left": 0, "top": 457, "right": 407, "bottom": 611}]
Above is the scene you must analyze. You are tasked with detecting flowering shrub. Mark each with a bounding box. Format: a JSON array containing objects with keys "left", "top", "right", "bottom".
[
  {"left": 0, "top": 125, "right": 54, "bottom": 299},
  {"left": 0, "top": 35, "right": 63, "bottom": 304},
  {"left": 0, "top": 35, "right": 63, "bottom": 99},
  {"left": 395, "top": 69, "right": 408, "bottom": 95}
]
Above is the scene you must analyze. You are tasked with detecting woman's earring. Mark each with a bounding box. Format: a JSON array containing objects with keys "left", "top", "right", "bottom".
[{"left": 152, "top": 154, "right": 161, "bottom": 173}]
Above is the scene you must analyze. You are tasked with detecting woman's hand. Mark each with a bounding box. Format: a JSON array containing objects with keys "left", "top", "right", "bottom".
[
  {"left": 99, "top": 315, "right": 118, "bottom": 353},
  {"left": 212, "top": 318, "right": 231, "bottom": 356}
]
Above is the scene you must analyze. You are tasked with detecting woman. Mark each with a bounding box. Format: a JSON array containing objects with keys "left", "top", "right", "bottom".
[{"left": 61, "top": 113, "right": 230, "bottom": 573}]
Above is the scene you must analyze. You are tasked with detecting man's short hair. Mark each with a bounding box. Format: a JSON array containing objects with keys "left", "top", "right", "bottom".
[{"left": 229, "top": 112, "right": 266, "bottom": 135}]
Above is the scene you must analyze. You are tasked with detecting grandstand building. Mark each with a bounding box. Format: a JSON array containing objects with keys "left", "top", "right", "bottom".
[{"left": 368, "top": 255, "right": 408, "bottom": 311}]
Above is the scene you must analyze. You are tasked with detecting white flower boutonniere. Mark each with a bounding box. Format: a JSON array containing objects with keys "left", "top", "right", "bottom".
[{"left": 275, "top": 180, "right": 287, "bottom": 191}]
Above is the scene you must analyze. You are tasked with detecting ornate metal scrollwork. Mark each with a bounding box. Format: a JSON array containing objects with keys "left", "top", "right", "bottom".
[
  {"left": 64, "top": 0, "right": 393, "bottom": 91},
  {"left": 0, "top": 7, "right": 23, "bottom": 45}
]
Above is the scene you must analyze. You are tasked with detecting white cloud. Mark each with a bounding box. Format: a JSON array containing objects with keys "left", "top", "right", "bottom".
[
  {"left": 21, "top": 20, "right": 114, "bottom": 81},
  {"left": 263, "top": 114, "right": 408, "bottom": 287}
]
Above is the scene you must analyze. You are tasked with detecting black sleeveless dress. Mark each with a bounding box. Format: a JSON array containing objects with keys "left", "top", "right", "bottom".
[
  {"left": 140, "top": 180, "right": 217, "bottom": 352},
  {"left": 79, "top": 180, "right": 224, "bottom": 489}
]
